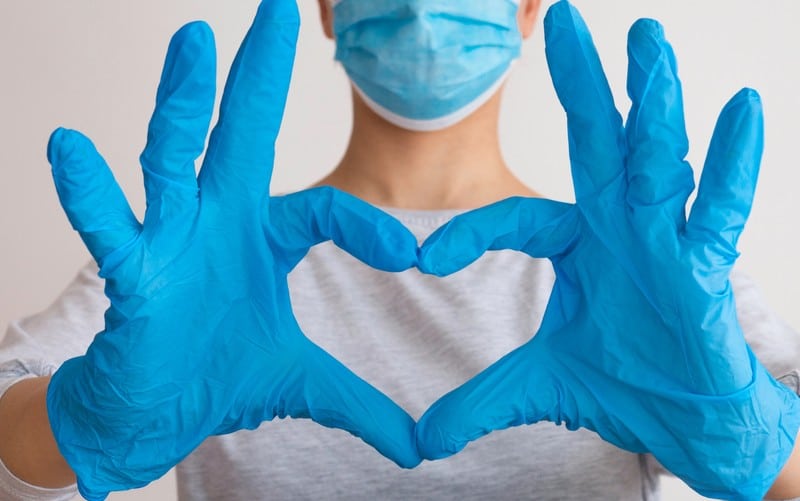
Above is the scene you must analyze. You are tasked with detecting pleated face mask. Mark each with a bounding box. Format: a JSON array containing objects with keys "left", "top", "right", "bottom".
[{"left": 331, "top": 0, "right": 522, "bottom": 131}]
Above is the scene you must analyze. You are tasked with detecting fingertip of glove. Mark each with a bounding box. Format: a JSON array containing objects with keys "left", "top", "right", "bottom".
[
  {"left": 47, "top": 128, "right": 81, "bottom": 169},
  {"left": 393, "top": 451, "right": 423, "bottom": 469},
  {"left": 415, "top": 421, "right": 463, "bottom": 461},
  {"left": 544, "top": 0, "right": 576, "bottom": 22},
  {"left": 626, "top": 18, "right": 678, "bottom": 106},
  {"left": 627, "top": 19, "right": 670, "bottom": 69},
  {"left": 416, "top": 245, "right": 447, "bottom": 277},
  {"left": 718, "top": 88, "right": 763, "bottom": 127},
  {"left": 375, "top": 217, "right": 420, "bottom": 272},
  {"left": 255, "top": 0, "right": 300, "bottom": 27},
  {"left": 543, "top": 0, "right": 586, "bottom": 39},
  {"left": 397, "top": 234, "right": 422, "bottom": 271},
  {"left": 177, "top": 20, "right": 213, "bottom": 39},
  {"left": 156, "top": 21, "right": 217, "bottom": 116},
  {"left": 729, "top": 87, "right": 762, "bottom": 107},
  {"left": 171, "top": 21, "right": 215, "bottom": 53},
  {"left": 628, "top": 18, "right": 664, "bottom": 42}
]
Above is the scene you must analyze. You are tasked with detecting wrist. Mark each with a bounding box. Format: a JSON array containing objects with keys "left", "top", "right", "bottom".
[
  {"left": 0, "top": 376, "right": 76, "bottom": 488},
  {"left": 767, "top": 433, "right": 800, "bottom": 499}
]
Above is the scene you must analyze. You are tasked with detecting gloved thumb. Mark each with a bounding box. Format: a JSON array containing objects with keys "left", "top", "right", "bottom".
[
  {"left": 416, "top": 342, "right": 563, "bottom": 460},
  {"left": 283, "top": 340, "right": 422, "bottom": 469}
]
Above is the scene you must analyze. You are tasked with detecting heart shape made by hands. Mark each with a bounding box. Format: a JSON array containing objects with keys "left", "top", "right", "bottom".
[
  {"left": 289, "top": 4, "right": 800, "bottom": 500},
  {"left": 42, "top": 2, "right": 800, "bottom": 501}
]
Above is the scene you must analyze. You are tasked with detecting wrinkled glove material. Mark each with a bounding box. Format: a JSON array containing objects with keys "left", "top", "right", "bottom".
[
  {"left": 415, "top": 2, "right": 800, "bottom": 499},
  {"left": 45, "top": 2, "right": 420, "bottom": 499}
]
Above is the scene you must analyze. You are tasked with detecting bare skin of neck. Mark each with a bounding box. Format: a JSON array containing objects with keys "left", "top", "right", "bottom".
[{"left": 314, "top": 88, "right": 538, "bottom": 210}]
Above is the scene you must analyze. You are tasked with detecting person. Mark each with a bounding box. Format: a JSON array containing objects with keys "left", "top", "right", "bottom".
[{"left": 1, "top": 0, "right": 799, "bottom": 499}]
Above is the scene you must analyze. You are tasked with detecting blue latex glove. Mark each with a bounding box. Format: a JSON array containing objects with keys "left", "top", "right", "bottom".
[
  {"left": 45, "top": 3, "right": 421, "bottom": 499},
  {"left": 415, "top": 2, "right": 800, "bottom": 499}
]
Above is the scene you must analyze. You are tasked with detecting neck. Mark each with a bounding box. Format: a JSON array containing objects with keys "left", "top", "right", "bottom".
[{"left": 315, "top": 88, "right": 536, "bottom": 210}]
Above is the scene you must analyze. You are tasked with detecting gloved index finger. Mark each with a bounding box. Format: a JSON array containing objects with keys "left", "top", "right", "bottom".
[
  {"left": 686, "top": 88, "right": 764, "bottom": 263},
  {"left": 544, "top": 0, "right": 625, "bottom": 201},
  {"left": 417, "top": 197, "right": 577, "bottom": 277},
  {"left": 199, "top": 0, "right": 300, "bottom": 206},
  {"left": 269, "top": 187, "right": 418, "bottom": 272}
]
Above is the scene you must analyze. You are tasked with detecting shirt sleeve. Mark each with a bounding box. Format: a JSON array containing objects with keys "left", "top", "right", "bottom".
[
  {"left": 0, "top": 262, "right": 106, "bottom": 500},
  {"left": 732, "top": 270, "right": 800, "bottom": 380},
  {"left": 0, "top": 459, "right": 77, "bottom": 501},
  {"left": 730, "top": 271, "right": 800, "bottom": 500}
]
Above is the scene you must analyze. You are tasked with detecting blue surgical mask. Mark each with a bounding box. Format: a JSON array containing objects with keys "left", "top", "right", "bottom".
[{"left": 331, "top": 0, "right": 523, "bottom": 131}]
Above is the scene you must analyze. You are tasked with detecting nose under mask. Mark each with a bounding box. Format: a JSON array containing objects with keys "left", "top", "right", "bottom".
[{"left": 331, "top": 0, "right": 523, "bottom": 132}]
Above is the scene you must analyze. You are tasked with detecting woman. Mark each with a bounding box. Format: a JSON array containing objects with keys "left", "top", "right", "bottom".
[{"left": 1, "top": 0, "right": 799, "bottom": 499}]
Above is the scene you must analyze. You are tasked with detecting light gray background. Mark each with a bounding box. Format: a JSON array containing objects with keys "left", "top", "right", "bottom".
[{"left": 1, "top": 1, "right": 798, "bottom": 500}]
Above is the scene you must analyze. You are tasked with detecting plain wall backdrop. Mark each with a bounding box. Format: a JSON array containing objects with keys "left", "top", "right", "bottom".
[{"left": 1, "top": 1, "right": 798, "bottom": 500}]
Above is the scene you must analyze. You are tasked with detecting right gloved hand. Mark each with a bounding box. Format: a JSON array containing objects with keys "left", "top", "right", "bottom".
[
  {"left": 414, "top": 3, "right": 800, "bottom": 499},
  {"left": 45, "top": 2, "right": 421, "bottom": 499}
]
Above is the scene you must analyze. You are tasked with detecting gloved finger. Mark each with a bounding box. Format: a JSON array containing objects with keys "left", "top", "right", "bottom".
[
  {"left": 544, "top": 0, "right": 625, "bottom": 201},
  {"left": 417, "top": 197, "right": 576, "bottom": 277},
  {"left": 297, "top": 342, "right": 421, "bottom": 469},
  {"left": 416, "top": 343, "right": 560, "bottom": 460},
  {"left": 140, "top": 21, "right": 215, "bottom": 222},
  {"left": 625, "top": 19, "right": 694, "bottom": 219},
  {"left": 198, "top": 0, "right": 299, "bottom": 206},
  {"left": 269, "top": 187, "right": 418, "bottom": 272},
  {"left": 685, "top": 88, "right": 763, "bottom": 261},
  {"left": 48, "top": 128, "right": 141, "bottom": 266}
]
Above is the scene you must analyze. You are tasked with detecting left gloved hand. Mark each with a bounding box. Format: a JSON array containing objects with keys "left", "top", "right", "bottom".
[{"left": 415, "top": 2, "right": 800, "bottom": 499}]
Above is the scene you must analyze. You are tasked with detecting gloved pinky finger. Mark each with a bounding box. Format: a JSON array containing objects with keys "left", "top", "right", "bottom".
[
  {"left": 686, "top": 88, "right": 763, "bottom": 260},
  {"left": 416, "top": 343, "right": 561, "bottom": 460},
  {"left": 48, "top": 128, "right": 141, "bottom": 265},
  {"left": 298, "top": 343, "right": 421, "bottom": 469}
]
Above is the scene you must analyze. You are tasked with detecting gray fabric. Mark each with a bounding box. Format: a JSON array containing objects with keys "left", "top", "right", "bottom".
[{"left": 1, "top": 207, "right": 799, "bottom": 500}]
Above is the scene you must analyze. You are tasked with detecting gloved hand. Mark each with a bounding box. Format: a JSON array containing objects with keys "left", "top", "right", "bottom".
[
  {"left": 415, "top": 2, "right": 800, "bottom": 499},
  {"left": 45, "top": 2, "right": 421, "bottom": 499}
]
